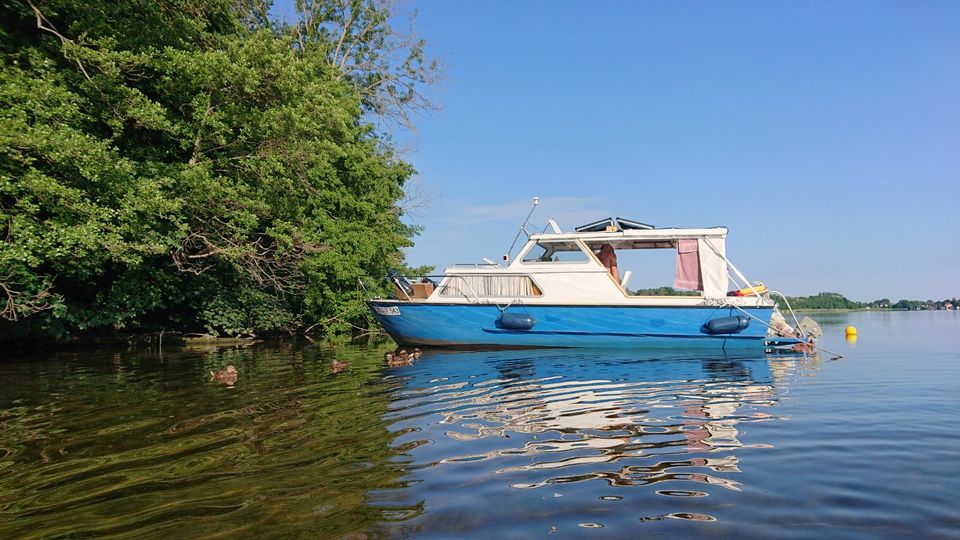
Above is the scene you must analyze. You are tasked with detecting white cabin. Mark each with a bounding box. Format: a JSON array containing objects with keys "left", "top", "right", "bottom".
[{"left": 402, "top": 220, "right": 773, "bottom": 308}]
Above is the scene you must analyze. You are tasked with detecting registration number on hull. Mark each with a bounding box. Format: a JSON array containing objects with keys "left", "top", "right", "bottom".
[{"left": 373, "top": 305, "right": 401, "bottom": 316}]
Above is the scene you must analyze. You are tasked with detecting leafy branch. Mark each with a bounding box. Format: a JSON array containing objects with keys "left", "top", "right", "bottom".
[
  {"left": 172, "top": 228, "right": 324, "bottom": 296},
  {"left": 0, "top": 276, "right": 59, "bottom": 321},
  {"left": 25, "top": 0, "right": 92, "bottom": 81}
]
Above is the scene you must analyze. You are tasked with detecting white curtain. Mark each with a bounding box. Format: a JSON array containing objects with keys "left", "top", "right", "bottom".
[
  {"left": 439, "top": 275, "right": 536, "bottom": 298},
  {"left": 698, "top": 238, "right": 729, "bottom": 299}
]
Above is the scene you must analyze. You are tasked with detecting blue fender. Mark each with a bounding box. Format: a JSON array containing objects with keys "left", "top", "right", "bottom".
[
  {"left": 701, "top": 315, "right": 751, "bottom": 335},
  {"left": 497, "top": 312, "right": 536, "bottom": 331}
]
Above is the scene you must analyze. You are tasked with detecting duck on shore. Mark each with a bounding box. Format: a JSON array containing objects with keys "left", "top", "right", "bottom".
[{"left": 210, "top": 365, "right": 238, "bottom": 385}]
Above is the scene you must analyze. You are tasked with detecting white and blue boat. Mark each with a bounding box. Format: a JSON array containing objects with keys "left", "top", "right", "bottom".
[{"left": 367, "top": 201, "right": 812, "bottom": 350}]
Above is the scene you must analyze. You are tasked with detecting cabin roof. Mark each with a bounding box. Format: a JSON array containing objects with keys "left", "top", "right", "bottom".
[
  {"left": 575, "top": 217, "right": 655, "bottom": 232},
  {"left": 529, "top": 226, "right": 728, "bottom": 243}
]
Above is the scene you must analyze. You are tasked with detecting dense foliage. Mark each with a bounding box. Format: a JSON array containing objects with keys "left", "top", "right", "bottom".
[{"left": 0, "top": 0, "right": 433, "bottom": 339}]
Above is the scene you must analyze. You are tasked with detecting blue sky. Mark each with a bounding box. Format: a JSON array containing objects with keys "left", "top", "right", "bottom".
[{"left": 384, "top": 1, "right": 959, "bottom": 302}]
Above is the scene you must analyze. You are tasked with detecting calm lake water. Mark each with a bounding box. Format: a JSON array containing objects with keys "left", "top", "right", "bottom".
[{"left": 1, "top": 311, "right": 958, "bottom": 539}]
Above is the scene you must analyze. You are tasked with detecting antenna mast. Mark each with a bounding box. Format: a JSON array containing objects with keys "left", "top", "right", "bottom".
[{"left": 504, "top": 197, "right": 540, "bottom": 263}]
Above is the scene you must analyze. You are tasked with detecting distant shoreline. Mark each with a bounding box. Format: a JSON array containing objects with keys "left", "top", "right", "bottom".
[
  {"left": 795, "top": 308, "right": 959, "bottom": 313},
  {"left": 775, "top": 292, "right": 956, "bottom": 311}
]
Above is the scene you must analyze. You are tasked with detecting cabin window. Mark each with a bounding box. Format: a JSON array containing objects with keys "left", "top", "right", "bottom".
[
  {"left": 438, "top": 275, "right": 542, "bottom": 298},
  {"left": 520, "top": 241, "right": 590, "bottom": 263},
  {"left": 587, "top": 240, "right": 704, "bottom": 297}
]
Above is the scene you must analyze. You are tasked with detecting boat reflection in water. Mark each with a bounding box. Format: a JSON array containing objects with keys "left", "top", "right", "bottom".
[{"left": 376, "top": 347, "right": 820, "bottom": 533}]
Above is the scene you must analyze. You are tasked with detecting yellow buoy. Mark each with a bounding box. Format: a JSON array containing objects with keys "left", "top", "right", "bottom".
[{"left": 845, "top": 326, "right": 857, "bottom": 337}]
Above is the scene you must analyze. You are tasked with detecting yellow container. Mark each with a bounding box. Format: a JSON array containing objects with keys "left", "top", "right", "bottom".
[{"left": 737, "top": 284, "right": 768, "bottom": 296}]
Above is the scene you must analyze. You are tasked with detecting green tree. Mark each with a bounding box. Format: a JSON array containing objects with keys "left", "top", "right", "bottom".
[
  {"left": 0, "top": 0, "right": 431, "bottom": 339},
  {"left": 289, "top": 0, "right": 441, "bottom": 128}
]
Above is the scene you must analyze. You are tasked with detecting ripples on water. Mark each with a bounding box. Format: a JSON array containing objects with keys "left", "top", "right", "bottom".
[
  {"left": 1, "top": 311, "right": 958, "bottom": 538},
  {"left": 377, "top": 349, "right": 792, "bottom": 537}
]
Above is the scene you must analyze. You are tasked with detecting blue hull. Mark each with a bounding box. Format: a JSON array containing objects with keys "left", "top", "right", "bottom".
[{"left": 368, "top": 301, "right": 774, "bottom": 349}]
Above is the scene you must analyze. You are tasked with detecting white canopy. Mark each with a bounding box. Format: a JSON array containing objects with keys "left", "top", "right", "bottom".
[{"left": 527, "top": 226, "right": 732, "bottom": 299}]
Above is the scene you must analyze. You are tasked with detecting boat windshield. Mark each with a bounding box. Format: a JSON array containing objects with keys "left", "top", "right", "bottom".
[{"left": 521, "top": 241, "right": 590, "bottom": 263}]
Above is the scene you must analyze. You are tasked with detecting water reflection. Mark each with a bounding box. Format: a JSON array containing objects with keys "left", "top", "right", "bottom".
[
  {"left": 377, "top": 348, "right": 820, "bottom": 534},
  {"left": 0, "top": 342, "right": 824, "bottom": 538},
  {"left": 0, "top": 342, "right": 407, "bottom": 539}
]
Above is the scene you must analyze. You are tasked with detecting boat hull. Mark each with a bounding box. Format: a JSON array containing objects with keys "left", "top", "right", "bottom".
[{"left": 367, "top": 301, "right": 775, "bottom": 349}]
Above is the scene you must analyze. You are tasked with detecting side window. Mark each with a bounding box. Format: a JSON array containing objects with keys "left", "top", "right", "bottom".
[
  {"left": 521, "top": 243, "right": 549, "bottom": 262},
  {"left": 615, "top": 242, "right": 702, "bottom": 296},
  {"left": 521, "top": 241, "right": 589, "bottom": 263}
]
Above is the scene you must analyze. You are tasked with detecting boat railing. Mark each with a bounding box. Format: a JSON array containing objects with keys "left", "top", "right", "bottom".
[
  {"left": 700, "top": 239, "right": 810, "bottom": 337},
  {"left": 368, "top": 272, "right": 546, "bottom": 305},
  {"left": 434, "top": 274, "right": 481, "bottom": 303},
  {"left": 698, "top": 237, "right": 771, "bottom": 306},
  {"left": 446, "top": 263, "right": 501, "bottom": 269},
  {"left": 437, "top": 273, "right": 543, "bottom": 302},
  {"left": 364, "top": 273, "right": 484, "bottom": 304}
]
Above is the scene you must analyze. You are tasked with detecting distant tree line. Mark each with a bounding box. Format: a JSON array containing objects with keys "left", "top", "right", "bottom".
[
  {"left": 885, "top": 298, "right": 958, "bottom": 310},
  {"left": 775, "top": 293, "right": 958, "bottom": 311},
  {"left": 625, "top": 288, "right": 958, "bottom": 309},
  {"left": 0, "top": 0, "right": 439, "bottom": 340},
  {"left": 631, "top": 287, "right": 700, "bottom": 297}
]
